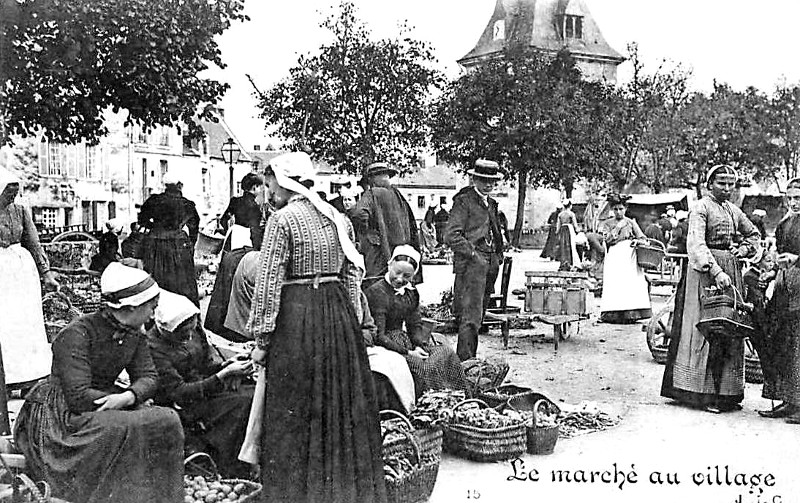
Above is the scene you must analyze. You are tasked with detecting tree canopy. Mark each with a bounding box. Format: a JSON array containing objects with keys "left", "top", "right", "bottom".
[
  {"left": 0, "top": 0, "right": 248, "bottom": 145},
  {"left": 257, "top": 1, "right": 443, "bottom": 173}
]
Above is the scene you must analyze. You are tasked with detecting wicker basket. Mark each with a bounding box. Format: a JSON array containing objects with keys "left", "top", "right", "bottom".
[
  {"left": 380, "top": 410, "right": 443, "bottom": 461},
  {"left": 384, "top": 431, "right": 440, "bottom": 503},
  {"left": 745, "top": 356, "right": 764, "bottom": 384},
  {"left": 476, "top": 385, "right": 533, "bottom": 409},
  {"left": 527, "top": 424, "right": 559, "bottom": 455},
  {"left": 696, "top": 287, "right": 754, "bottom": 340},
  {"left": 442, "top": 399, "right": 526, "bottom": 462},
  {"left": 184, "top": 453, "right": 261, "bottom": 503},
  {"left": 634, "top": 239, "right": 666, "bottom": 269},
  {"left": 463, "top": 358, "right": 510, "bottom": 394},
  {"left": 54, "top": 268, "right": 103, "bottom": 314},
  {"left": 42, "top": 291, "right": 83, "bottom": 342}
]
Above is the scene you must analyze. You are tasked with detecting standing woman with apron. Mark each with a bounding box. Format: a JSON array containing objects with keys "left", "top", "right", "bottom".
[{"left": 0, "top": 168, "right": 59, "bottom": 388}]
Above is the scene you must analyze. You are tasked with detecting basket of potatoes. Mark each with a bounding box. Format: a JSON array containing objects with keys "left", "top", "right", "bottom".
[{"left": 183, "top": 453, "right": 261, "bottom": 503}]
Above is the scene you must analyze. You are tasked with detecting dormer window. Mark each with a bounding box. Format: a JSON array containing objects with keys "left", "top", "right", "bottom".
[
  {"left": 493, "top": 20, "right": 505, "bottom": 41},
  {"left": 559, "top": 14, "right": 583, "bottom": 39}
]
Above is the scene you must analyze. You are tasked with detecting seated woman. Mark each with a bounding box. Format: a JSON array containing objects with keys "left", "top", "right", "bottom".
[
  {"left": 14, "top": 263, "right": 184, "bottom": 503},
  {"left": 147, "top": 291, "right": 254, "bottom": 478},
  {"left": 599, "top": 194, "right": 653, "bottom": 324},
  {"left": 365, "top": 245, "right": 469, "bottom": 396}
]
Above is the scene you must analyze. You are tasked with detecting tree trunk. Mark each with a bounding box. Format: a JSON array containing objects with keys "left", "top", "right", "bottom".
[
  {"left": 564, "top": 176, "right": 574, "bottom": 199},
  {"left": 512, "top": 170, "right": 527, "bottom": 248}
]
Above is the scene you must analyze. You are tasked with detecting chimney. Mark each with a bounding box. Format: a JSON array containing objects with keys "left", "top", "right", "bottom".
[{"left": 253, "top": 145, "right": 261, "bottom": 151}]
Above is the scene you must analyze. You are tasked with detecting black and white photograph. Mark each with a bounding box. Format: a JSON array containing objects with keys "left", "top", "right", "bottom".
[{"left": 1, "top": 0, "right": 800, "bottom": 502}]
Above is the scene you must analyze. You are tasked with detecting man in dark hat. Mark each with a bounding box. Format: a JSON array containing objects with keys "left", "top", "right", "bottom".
[
  {"left": 352, "top": 161, "right": 421, "bottom": 287},
  {"left": 445, "top": 159, "right": 505, "bottom": 360}
]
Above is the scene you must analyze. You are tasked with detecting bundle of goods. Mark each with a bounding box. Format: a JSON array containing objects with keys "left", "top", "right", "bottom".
[
  {"left": 557, "top": 402, "right": 621, "bottom": 439},
  {"left": 441, "top": 399, "right": 526, "bottom": 462},
  {"left": 419, "top": 289, "right": 454, "bottom": 325},
  {"left": 410, "top": 389, "right": 467, "bottom": 427},
  {"left": 462, "top": 357, "right": 510, "bottom": 393},
  {"left": 54, "top": 268, "right": 102, "bottom": 314},
  {"left": 41, "top": 292, "right": 82, "bottom": 342},
  {"left": 183, "top": 453, "right": 260, "bottom": 503},
  {"left": 381, "top": 412, "right": 440, "bottom": 503}
]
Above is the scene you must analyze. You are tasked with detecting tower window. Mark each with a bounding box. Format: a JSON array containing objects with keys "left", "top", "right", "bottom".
[
  {"left": 560, "top": 15, "right": 583, "bottom": 39},
  {"left": 493, "top": 20, "right": 505, "bottom": 41}
]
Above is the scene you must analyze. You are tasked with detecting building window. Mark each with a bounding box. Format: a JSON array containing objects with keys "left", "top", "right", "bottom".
[
  {"left": 48, "top": 144, "right": 63, "bottom": 175},
  {"left": 417, "top": 196, "right": 426, "bottom": 208},
  {"left": 35, "top": 208, "right": 59, "bottom": 228},
  {"left": 86, "top": 146, "right": 100, "bottom": 180},
  {"left": 201, "top": 167, "right": 208, "bottom": 193},
  {"left": 440, "top": 196, "right": 447, "bottom": 206},
  {"left": 561, "top": 15, "right": 583, "bottom": 39},
  {"left": 493, "top": 20, "right": 505, "bottom": 40},
  {"left": 137, "top": 127, "right": 148, "bottom": 144},
  {"left": 160, "top": 160, "right": 168, "bottom": 180},
  {"left": 159, "top": 127, "right": 170, "bottom": 147}
]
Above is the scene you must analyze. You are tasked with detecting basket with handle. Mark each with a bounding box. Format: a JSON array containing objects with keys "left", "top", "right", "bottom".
[
  {"left": 696, "top": 285, "right": 754, "bottom": 340},
  {"left": 463, "top": 357, "right": 510, "bottom": 394},
  {"left": 441, "top": 399, "right": 526, "bottom": 462},
  {"left": 380, "top": 410, "right": 443, "bottom": 462},
  {"left": 0, "top": 447, "right": 56, "bottom": 503},
  {"left": 633, "top": 238, "right": 666, "bottom": 270},
  {"left": 183, "top": 452, "right": 261, "bottom": 503},
  {"left": 744, "top": 338, "right": 764, "bottom": 384},
  {"left": 523, "top": 400, "right": 560, "bottom": 455},
  {"left": 384, "top": 430, "right": 440, "bottom": 503},
  {"left": 41, "top": 291, "right": 83, "bottom": 343}
]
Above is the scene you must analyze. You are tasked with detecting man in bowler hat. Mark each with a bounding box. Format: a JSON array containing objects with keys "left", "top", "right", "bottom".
[{"left": 445, "top": 159, "right": 505, "bottom": 360}]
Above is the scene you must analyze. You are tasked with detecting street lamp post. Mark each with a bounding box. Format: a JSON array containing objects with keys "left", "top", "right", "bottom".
[{"left": 221, "top": 138, "right": 241, "bottom": 199}]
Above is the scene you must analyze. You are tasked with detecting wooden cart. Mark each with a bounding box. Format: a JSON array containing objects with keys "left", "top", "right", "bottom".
[{"left": 519, "top": 270, "right": 590, "bottom": 350}]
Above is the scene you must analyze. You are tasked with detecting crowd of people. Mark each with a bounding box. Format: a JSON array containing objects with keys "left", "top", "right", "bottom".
[{"left": 4, "top": 156, "right": 800, "bottom": 502}]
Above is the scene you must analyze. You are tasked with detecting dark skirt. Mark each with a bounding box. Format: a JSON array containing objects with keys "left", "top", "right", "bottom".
[
  {"left": 140, "top": 229, "right": 199, "bottom": 305},
  {"left": 181, "top": 387, "right": 254, "bottom": 478},
  {"left": 759, "top": 268, "right": 800, "bottom": 404},
  {"left": 260, "top": 282, "right": 387, "bottom": 503},
  {"left": 204, "top": 248, "right": 251, "bottom": 342},
  {"left": 384, "top": 329, "right": 470, "bottom": 396},
  {"left": 600, "top": 308, "right": 653, "bottom": 324},
  {"left": 13, "top": 379, "right": 184, "bottom": 503},
  {"left": 541, "top": 225, "right": 559, "bottom": 260},
  {"left": 661, "top": 251, "right": 745, "bottom": 409}
]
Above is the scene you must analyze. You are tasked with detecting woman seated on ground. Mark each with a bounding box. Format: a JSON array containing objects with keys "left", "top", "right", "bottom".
[
  {"left": 14, "top": 263, "right": 184, "bottom": 503},
  {"left": 599, "top": 193, "right": 653, "bottom": 324},
  {"left": 365, "top": 245, "right": 469, "bottom": 396},
  {"left": 147, "top": 291, "right": 255, "bottom": 478}
]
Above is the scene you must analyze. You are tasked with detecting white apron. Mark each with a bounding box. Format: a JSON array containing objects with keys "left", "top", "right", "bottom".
[
  {"left": 600, "top": 240, "right": 652, "bottom": 313},
  {"left": 238, "top": 365, "right": 266, "bottom": 465},
  {"left": 367, "top": 346, "right": 416, "bottom": 414},
  {"left": 0, "top": 244, "right": 51, "bottom": 384}
]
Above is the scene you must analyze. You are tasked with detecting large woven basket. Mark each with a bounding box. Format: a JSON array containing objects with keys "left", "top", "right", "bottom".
[
  {"left": 476, "top": 385, "right": 533, "bottom": 409},
  {"left": 442, "top": 399, "right": 526, "bottom": 462},
  {"left": 384, "top": 430, "right": 440, "bottom": 503},
  {"left": 53, "top": 268, "right": 103, "bottom": 314},
  {"left": 184, "top": 453, "right": 261, "bottom": 503},
  {"left": 42, "top": 291, "right": 83, "bottom": 342},
  {"left": 380, "top": 410, "right": 443, "bottom": 461},
  {"left": 634, "top": 239, "right": 666, "bottom": 269},
  {"left": 696, "top": 287, "right": 754, "bottom": 340},
  {"left": 463, "top": 357, "right": 510, "bottom": 394}
]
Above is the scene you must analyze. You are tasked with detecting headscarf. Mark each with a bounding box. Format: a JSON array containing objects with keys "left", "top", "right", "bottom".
[
  {"left": 155, "top": 290, "right": 200, "bottom": 333},
  {"left": 705, "top": 164, "right": 738, "bottom": 187},
  {"left": 101, "top": 263, "right": 160, "bottom": 308},
  {"left": 752, "top": 209, "right": 767, "bottom": 218},
  {"left": 389, "top": 244, "right": 421, "bottom": 273},
  {"left": 269, "top": 152, "right": 365, "bottom": 271},
  {"left": 0, "top": 167, "right": 22, "bottom": 191}
]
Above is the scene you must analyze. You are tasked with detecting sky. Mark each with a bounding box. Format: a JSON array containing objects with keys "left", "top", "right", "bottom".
[{"left": 206, "top": 0, "right": 800, "bottom": 150}]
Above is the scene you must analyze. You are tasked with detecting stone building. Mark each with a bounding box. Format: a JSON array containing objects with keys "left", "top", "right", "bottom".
[{"left": 458, "top": 0, "right": 625, "bottom": 83}]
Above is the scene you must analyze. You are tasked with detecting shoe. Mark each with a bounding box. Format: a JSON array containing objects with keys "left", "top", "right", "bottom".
[
  {"left": 758, "top": 402, "right": 795, "bottom": 418},
  {"left": 704, "top": 405, "right": 722, "bottom": 414},
  {"left": 784, "top": 412, "right": 800, "bottom": 424}
]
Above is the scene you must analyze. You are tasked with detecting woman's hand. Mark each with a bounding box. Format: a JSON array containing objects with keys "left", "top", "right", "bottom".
[
  {"left": 250, "top": 347, "right": 268, "bottom": 367},
  {"left": 777, "top": 252, "right": 799, "bottom": 269},
  {"left": 731, "top": 246, "right": 749, "bottom": 259},
  {"left": 408, "top": 347, "right": 429, "bottom": 360},
  {"left": 218, "top": 357, "right": 253, "bottom": 380},
  {"left": 94, "top": 390, "right": 136, "bottom": 411},
  {"left": 714, "top": 271, "right": 732, "bottom": 289},
  {"left": 42, "top": 270, "right": 60, "bottom": 291}
]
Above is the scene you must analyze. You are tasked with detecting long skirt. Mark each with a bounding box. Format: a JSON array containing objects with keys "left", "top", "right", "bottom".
[
  {"left": 140, "top": 229, "right": 199, "bottom": 306},
  {"left": 13, "top": 379, "right": 184, "bottom": 503},
  {"left": 541, "top": 225, "right": 558, "bottom": 260},
  {"left": 223, "top": 251, "right": 260, "bottom": 339},
  {"left": 260, "top": 283, "right": 387, "bottom": 503},
  {"left": 204, "top": 248, "right": 250, "bottom": 342},
  {"left": 758, "top": 268, "right": 800, "bottom": 404},
  {"left": 182, "top": 387, "right": 254, "bottom": 478},
  {"left": 0, "top": 244, "right": 51, "bottom": 384},
  {"left": 661, "top": 250, "right": 745, "bottom": 408},
  {"left": 556, "top": 225, "right": 579, "bottom": 271},
  {"left": 384, "top": 329, "right": 470, "bottom": 396},
  {"left": 600, "top": 240, "right": 652, "bottom": 323}
]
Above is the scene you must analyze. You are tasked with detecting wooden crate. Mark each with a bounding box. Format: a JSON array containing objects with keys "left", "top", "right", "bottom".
[{"left": 524, "top": 271, "right": 589, "bottom": 316}]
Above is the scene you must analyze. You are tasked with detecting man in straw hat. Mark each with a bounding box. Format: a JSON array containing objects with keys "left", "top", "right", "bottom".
[
  {"left": 445, "top": 159, "right": 505, "bottom": 360},
  {"left": 352, "top": 161, "right": 421, "bottom": 288},
  {"left": 14, "top": 263, "right": 186, "bottom": 503}
]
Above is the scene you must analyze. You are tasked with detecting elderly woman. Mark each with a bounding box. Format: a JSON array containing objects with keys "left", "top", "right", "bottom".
[
  {"left": 247, "top": 153, "right": 386, "bottom": 503},
  {"left": 14, "top": 263, "right": 184, "bottom": 503},
  {"left": 661, "top": 165, "right": 761, "bottom": 414},
  {"left": 599, "top": 194, "right": 652, "bottom": 323},
  {"left": 0, "top": 168, "right": 58, "bottom": 388},
  {"left": 147, "top": 291, "right": 254, "bottom": 476},
  {"left": 365, "top": 245, "right": 469, "bottom": 396}
]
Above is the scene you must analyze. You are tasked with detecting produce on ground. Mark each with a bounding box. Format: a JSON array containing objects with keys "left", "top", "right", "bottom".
[{"left": 183, "top": 475, "right": 250, "bottom": 503}]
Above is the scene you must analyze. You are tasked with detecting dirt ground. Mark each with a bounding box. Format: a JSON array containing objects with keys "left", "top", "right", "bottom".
[{"left": 419, "top": 251, "right": 800, "bottom": 503}]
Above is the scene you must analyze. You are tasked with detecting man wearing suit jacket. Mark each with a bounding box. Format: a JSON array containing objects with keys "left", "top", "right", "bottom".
[{"left": 445, "top": 159, "right": 505, "bottom": 360}]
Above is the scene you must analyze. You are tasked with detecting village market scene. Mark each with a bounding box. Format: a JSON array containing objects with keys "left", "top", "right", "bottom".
[{"left": 1, "top": 0, "right": 800, "bottom": 502}]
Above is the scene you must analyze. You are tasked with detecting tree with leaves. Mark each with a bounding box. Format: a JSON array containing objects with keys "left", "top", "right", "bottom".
[
  {"left": 0, "top": 0, "right": 247, "bottom": 146},
  {"left": 431, "top": 46, "right": 614, "bottom": 245},
  {"left": 258, "top": 1, "right": 443, "bottom": 172},
  {"left": 769, "top": 83, "right": 800, "bottom": 180}
]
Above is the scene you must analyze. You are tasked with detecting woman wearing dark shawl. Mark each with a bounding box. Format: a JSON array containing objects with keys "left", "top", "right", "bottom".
[
  {"left": 246, "top": 152, "right": 386, "bottom": 503},
  {"left": 14, "top": 263, "right": 184, "bottom": 503},
  {"left": 755, "top": 177, "right": 800, "bottom": 423},
  {"left": 661, "top": 165, "right": 761, "bottom": 413}
]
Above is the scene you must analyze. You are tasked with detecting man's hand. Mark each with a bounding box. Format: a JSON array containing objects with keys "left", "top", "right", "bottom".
[{"left": 94, "top": 390, "right": 136, "bottom": 411}]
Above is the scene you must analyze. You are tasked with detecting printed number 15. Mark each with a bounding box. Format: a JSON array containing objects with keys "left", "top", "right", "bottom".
[{"left": 467, "top": 489, "right": 481, "bottom": 499}]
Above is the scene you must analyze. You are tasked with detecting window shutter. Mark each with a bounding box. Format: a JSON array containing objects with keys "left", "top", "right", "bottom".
[{"left": 38, "top": 139, "right": 49, "bottom": 175}]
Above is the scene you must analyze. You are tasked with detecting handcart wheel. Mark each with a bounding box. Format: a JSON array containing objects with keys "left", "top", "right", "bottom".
[{"left": 646, "top": 295, "right": 674, "bottom": 364}]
